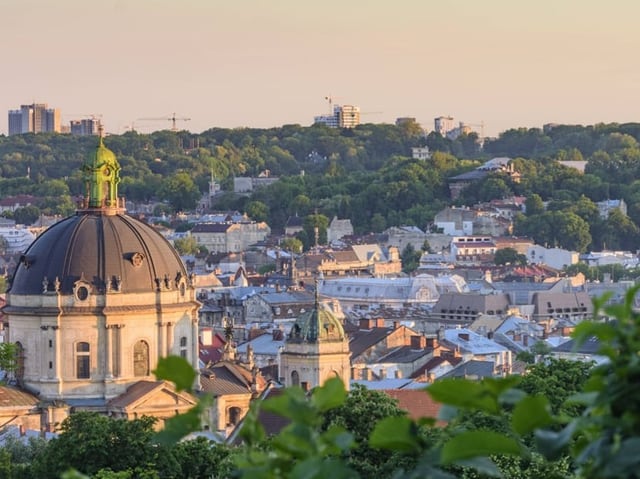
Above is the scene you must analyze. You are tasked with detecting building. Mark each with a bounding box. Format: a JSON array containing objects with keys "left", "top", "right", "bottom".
[
  {"left": 2, "top": 136, "right": 200, "bottom": 429},
  {"left": 70, "top": 118, "right": 100, "bottom": 136},
  {"left": 314, "top": 105, "right": 361, "bottom": 129},
  {"left": 327, "top": 216, "right": 354, "bottom": 243},
  {"left": 8, "top": 103, "right": 61, "bottom": 135},
  {"left": 279, "top": 291, "right": 351, "bottom": 391},
  {"left": 191, "top": 221, "right": 271, "bottom": 253},
  {"left": 434, "top": 116, "right": 456, "bottom": 137},
  {"left": 596, "top": 199, "right": 627, "bottom": 219}
]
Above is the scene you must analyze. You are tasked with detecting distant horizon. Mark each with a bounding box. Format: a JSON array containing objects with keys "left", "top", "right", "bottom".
[{"left": 2, "top": 0, "right": 638, "bottom": 138}]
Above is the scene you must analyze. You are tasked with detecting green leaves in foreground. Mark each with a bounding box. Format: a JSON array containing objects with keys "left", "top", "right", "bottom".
[{"left": 153, "top": 355, "right": 197, "bottom": 392}]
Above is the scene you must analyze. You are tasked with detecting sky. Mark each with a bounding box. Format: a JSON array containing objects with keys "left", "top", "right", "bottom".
[{"left": 2, "top": 0, "right": 639, "bottom": 137}]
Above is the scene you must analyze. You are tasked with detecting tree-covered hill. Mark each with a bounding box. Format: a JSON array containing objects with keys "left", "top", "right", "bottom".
[{"left": 2, "top": 121, "right": 640, "bottom": 251}]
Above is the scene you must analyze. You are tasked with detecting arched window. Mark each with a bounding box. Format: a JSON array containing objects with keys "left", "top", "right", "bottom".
[
  {"left": 133, "top": 340, "right": 149, "bottom": 377},
  {"left": 76, "top": 342, "right": 90, "bottom": 379},
  {"left": 291, "top": 370, "right": 300, "bottom": 387},
  {"left": 180, "top": 336, "right": 188, "bottom": 359}
]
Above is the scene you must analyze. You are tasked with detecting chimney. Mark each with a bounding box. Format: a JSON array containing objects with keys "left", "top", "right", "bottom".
[
  {"left": 19, "top": 424, "right": 25, "bottom": 436},
  {"left": 393, "top": 321, "right": 399, "bottom": 330},
  {"left": 458, "top": 333, "right": 470, "bottom": 341},
  {"left": 487, "top": 331, "right": 494, "bottom": 340},
  {"left": 425, "top": 337, "right": 439, "bottom": 349},
  {"left": 376, "top": 318, "right": 386, "bottom": 328},
  {"left": 359, "top": 318, "right": 374, "bottom": 330},
  {"left": 410, "top": 335, "right": 427, "bottom": 349}
]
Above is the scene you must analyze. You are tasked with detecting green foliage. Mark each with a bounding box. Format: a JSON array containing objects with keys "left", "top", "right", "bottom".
[
  {"left": 494, "top": 247, "right": 527, "bottom": 266},
  {"left": 12, "top": 205, "right": 41, "bottom": 226},
  {"left": 0, "top": 342, "right": 18, "bottom": 380},
  {"left": 280, "top": 237, "right": 303, "bottom": 254},
  {"left": 401, "top": 243, "right": 421, "bottom": 273},
  {"left": 173, "top": 235, "right": 199, "bottom": 255}
]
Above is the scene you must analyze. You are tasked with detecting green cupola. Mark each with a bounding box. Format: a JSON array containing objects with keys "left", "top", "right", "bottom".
[{"left": 81, "top": 130, "right": 122, "bottom": 211}]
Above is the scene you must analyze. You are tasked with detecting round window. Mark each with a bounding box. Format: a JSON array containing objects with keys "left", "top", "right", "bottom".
[{"left": 76, "top": 286, "right": 89, "bottom": 301}]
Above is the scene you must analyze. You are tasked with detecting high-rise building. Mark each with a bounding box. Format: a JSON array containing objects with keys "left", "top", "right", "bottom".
[
  {"left": 7, "top": 103, "right": 61, "bottom": 135},
  {"left": 434, "top": 116, "right": 456, "bottom": 137},
  {"left": 70, "top": 118, "right": 100, "bottom": 136},
  {"left": 313, "top": 104, "right": 361, "bottom": 129}
]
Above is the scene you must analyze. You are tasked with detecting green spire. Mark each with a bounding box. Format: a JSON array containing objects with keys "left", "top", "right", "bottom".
[{"left": 82, "top": 129, "right": 121, "bottom": 210}]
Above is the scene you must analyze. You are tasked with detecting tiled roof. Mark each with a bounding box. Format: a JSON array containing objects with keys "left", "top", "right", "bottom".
[
  {"left": 383, "top": 389, "right": 442, "bottom": 420},
  {"left": 192, "top": 223, "right": 233, "bottom": 233},
  {"left": 107, "top": 381, "right": 165, "bottom": 408},
  {"left": 200, "top": 361, "right": 266, "bottom": 396},
  {"left": 0, "top": 386, "right": 39, "bottom": 408},
  {"left": 348, "top": 327, "right": 393, "bottom": 359},
  {"left": 439, "top": 360, "right": 496, "bottom": 379},
  {"left": 377, "top": 346, "right": 432, "bottom": 364}
]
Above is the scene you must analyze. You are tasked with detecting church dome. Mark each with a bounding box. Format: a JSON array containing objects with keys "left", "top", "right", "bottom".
[
  {"left": 9, "top": 213, "right": 188, "bottom": 295},
  {"left": 289, "top": 302, "right": 345, "bottom": 342},
  {"left": 9, "top": 134, "right": 187, "bottom": 296}
]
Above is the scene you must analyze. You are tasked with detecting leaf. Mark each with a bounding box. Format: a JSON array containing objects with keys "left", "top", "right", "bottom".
[
  {"left": 369, "top": 416, "right": 421, "bottom": 453},
  {"left": 311, "top": 377, "right": 347, "bottom": 412},
  {"left": 455, "top": 456, "right": 503, "bottom": 477},
  {"left": 602, "top": 438, "right": 640, "bottom": 476},
  {"left": 441, "top": 431, "right": 522, "bottom": 464},
  {"left": 154, "top": 403, "right": 204, "bottom": 445},
  {"left": 427, "top": 379, "right": 498, "bottom": 414},
  {"left": 534, "top": 421, "right": 577, "bottom": 460},
  {"left": 152, "top": 355, "right": 197, "bottom": 392},
  {"left": 511, "top": 395, "right": 552, "bottom": 436}
]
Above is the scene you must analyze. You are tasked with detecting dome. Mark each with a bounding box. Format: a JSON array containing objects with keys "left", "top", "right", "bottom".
[
  {"left": 9, "top": 134, "right": 186, "bottom": 297},
  {"left": 289, "top": 304, "right": 345, "bottom": 342},
  {"left": 9, "top": 213, "right": 188, "bottom": 295}
]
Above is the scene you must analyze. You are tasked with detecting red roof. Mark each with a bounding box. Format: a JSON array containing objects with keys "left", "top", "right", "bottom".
[{"left": 383, "top": 389, "right": 442, "bottom": 421}]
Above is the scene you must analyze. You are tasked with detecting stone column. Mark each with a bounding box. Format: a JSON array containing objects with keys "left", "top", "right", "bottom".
[
  {"left": 105, "top": 325, "right": 113, "bottom": 379},
  {"left": 166, "top": 322, "right": 174, "bottom": 356}
]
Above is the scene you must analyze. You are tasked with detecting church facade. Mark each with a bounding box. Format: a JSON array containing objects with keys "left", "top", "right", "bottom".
[{"left": 2, "top": 135, "right": 200, "bottom": 428}]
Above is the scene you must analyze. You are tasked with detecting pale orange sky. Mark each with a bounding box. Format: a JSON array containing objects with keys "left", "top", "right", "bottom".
[{"left": 2, "top": 0, "right": 639, "bottom": 137}]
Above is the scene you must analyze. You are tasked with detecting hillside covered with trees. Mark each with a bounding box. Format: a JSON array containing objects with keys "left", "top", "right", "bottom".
[{"left": 2, "top": 121, "right": 640, "bottom": 252}]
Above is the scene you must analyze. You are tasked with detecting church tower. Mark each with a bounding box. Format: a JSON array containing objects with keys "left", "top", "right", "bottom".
[
  {"left": 5, "top": 134, "right": 200, "bottom": 406},
  {"left": 279, "top": 285, "right": 350, "bottom": 391}
]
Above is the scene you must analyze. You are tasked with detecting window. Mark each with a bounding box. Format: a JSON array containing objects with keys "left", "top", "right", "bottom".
[
  {"left": 133, "top": 340, "right": 149, "bottom": 377},
  {"left": 228, "top": 406, "right": 242, "bottom": 426},
  {"left": 180, "top": 336, "right": 188, "bottom": 359},
  {"left": 291, "top": 370, "right": 300, "bottom": 386},
  {"left": 76, "top": 342, "right": 90, "bottom": 379}
]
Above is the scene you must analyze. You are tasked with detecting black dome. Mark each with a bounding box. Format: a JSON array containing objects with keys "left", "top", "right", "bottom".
[{"left": 10, "top": 213, "right": 188, "bottom": 295}]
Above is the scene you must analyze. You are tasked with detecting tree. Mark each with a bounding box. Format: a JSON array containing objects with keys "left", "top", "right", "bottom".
[
  {"left": 159, "top": 172, "right": 201, "bottom": 212},
  {"left": 12, "top": 205, "right": 41, "bottom": 226},
  {"left": 400, "top": 243, "right": 421, "bottom": 273},
  {"left": 494, "top": 247, "right": 527, "bottom": 266},
  {"left": 173, "top": 236, "right": 200, "bottom": 255},
  {"left": 172, "top": 437, "right": 234, "bottom": 479},
  {"left": 281, "top": 237, "right": 303, "bottom": 254},
  {"left": 302, "top": 213, "right": 328, "bottom": 250},
  {"left": 321, "top": 384, "right": 417, "bottom": 476},
  {"left": 525, "top": 193, "right": 545, "bottom": 216},
  {"left": 0, "top": 343, "right": 18, "bottom": 381},
  {"left": 31, "top": 413, "right": 176, "bottom": 478},
  {"left": 245, "top": 200, "right": 269, "bottom": 222}
]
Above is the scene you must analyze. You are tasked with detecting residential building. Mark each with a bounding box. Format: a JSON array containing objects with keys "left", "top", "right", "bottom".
[
  {"left": 527, "top": 245, "right": 579, "bottom": 269},
  {"left": 440, "top": 328, "right": 512, "bottom": 374},
  {"left": 596, "top": 199, "right": 627, "bottom": 219},
  {"left": 191, "top": 221, "right": 271, "bottom": 253},
  {"left": 434, "top": 116, "right": 456, "bottom": 137},
  {"left": 411, "top": 146, "right": 431, "bottom": 160},
  {"left": 70, "top": 118, "right": 100, "bottom": 136},
  {"left": 450, "top": 236, "right": 497, "bottom": 264},
  {"left": 8, "top": 103, "right": 61, "bottom": 135},
  {"left": 314, "top": 104, "right": 361, "bottom": 129},
  {"left": 327, "top": 216, "right": 354, "bottom": 243}
]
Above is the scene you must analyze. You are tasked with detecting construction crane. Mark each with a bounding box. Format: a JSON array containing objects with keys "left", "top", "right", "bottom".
[
  {"left": 463, "top": 121, "right": 485, "bottom": 138},
  {"left": 137, "top": 113, "right": 191, "bottom": 132},
  {"left": 324, "top": 95, "right": 343, "bottom": 114}
]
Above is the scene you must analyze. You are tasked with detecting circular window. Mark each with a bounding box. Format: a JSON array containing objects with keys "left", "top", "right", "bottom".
[{"left": 76, "top": 286, "right": 89, "bottom": 301}]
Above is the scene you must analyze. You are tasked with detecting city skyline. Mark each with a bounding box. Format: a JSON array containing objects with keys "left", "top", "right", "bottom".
[{"left": 2, "top": 0, "right": 639, "bottom": 137}]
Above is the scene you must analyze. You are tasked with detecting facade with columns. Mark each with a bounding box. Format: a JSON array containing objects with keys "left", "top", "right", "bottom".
[{"left": 3, "top": 136, "right": 200, "bottom": 426}]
